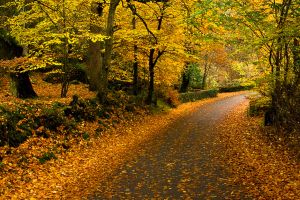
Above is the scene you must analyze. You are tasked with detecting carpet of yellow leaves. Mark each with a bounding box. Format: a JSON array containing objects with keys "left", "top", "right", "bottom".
[
  {"left": 0, "top": 74, "right": 95, "bottom": 105},
  {"left": 0, "top": 84, "right": 243, "bottom": 199},
  {"left": 217, "top": 101, "right": 299, "bottom": 199}
]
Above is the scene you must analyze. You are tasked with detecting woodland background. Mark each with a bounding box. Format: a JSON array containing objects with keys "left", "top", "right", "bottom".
[{"left": 0, "top": 0, "right": 299, "bottom": 197}]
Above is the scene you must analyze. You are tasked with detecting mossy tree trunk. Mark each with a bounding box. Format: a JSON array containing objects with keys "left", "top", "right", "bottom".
[{"left": 87, "top": 0, "right": 120, "bottom": 104}]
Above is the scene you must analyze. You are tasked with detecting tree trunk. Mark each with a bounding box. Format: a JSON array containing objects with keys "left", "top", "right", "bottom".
[
  {"left": 146, "top": 48, "right": 155, "bottom": 104},
  {"left": 60, "top": 0, "right": 70, "bottom": 98},
  {"left": 132, "top": 15, "right": 139, "bottom": 96},
  {"left": 268, "top": 0, "right": 292, "bottom": 128},
  {"left": 0, "top": 29, "right": 37, "bottom": 99},
  {"left": 202, "top": 62, "right": 209, "bottom": 90},
  {"left": 180, "top": 64, "right": 190, "bottom": 93},
  {"left": 133, "top": 53, "right": 139, "bottom": 95},
  {"left": 10, "top": 72, "right": 37, "bottom": 98},
  {"left": 87, "top": 0, "right": 120, "bottom": 103}
]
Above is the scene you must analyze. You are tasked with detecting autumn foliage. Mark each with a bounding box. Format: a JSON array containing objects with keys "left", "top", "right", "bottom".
[{"left": 0, "top": 0, "right": 299, "bottom": 198}]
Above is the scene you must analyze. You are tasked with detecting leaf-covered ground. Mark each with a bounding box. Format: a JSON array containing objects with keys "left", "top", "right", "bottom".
[
  {"left": 0, "top": 86, "right": 244, "bottom": 199},
  {"left": 0, "top": 74, "right": 95, "bottom": 105},
  {"left": 0, "top": 79, "right": 298, "bottom": 199},
  {"left": 217, "top": 102, "right": 300, "bottom": 199},
  {"left": 90, "top": 93, "right": 250, "bottom": 199}
]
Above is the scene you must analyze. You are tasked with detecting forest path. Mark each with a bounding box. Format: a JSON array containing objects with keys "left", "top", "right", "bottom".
[{"left": 90, "top": 93, "right": 250, "bottom": 199}]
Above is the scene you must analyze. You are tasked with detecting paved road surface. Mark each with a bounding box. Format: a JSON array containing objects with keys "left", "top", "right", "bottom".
[{"left": 90, "top": 94, "right": 250, "bottom": 199}]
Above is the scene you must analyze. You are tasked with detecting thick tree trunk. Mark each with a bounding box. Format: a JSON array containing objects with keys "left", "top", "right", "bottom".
[
  {"left": 86, "top": 2, "right": 104, "bottom": 92},
  {"left": 10, "top": 72, "right": 37, "bottom": 98},
  {"left": 1, "top": 30, "right": 37, "bottom": 99},
  {"left": 87, "top": 38, "right": 107, "bottom": 103},
  {"left": 87, "top": 0, "right": 120, "bottom": 103}
]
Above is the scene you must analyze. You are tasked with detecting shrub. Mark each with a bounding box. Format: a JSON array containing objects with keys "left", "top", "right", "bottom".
[
  {"left": 149, "top": 99, "right": 171, "bottom": 114},
  {"left": 38, "top": 151, "right": 57, "bottom": 164},
  {"left": 64, "top": 95, "right": 102, "bottom": 122},
  {"left": 82, "top": 132, "right": 89, "bottom": 140},
  {"left": 219, "top": 82, "right": 255, "bottom": 93},
  {"left": 128, "top": 91, "right": 147, "bottom": 106},
  {"left": 0, "top": 105, "right": 32, "bottom": 147},
  {"left": 180, "top": 89, "right": 218, "bottom": 103},
  {"left": 43, "top": 70, "right": 63, "bottom": 84},
  {"left": 155, "top": 87, "right": 181, "bottom": 108},
  {"left": 248, "top": 96, "right": 271, "bottom": 117},
  {"left": 165, "top": 90, "right": 181, "bottom": 108},
  {"left": 106, "top": 90, "right": 129, "bottom": 107},
  {"left": 39, "top": 108, "right": 66, "bottom": 130},
  {"left": 43, "top": 62, "right": 88, "bottom": 84},
  {"left": 0, "top": 101, "right": 77, "bottom": 147}
]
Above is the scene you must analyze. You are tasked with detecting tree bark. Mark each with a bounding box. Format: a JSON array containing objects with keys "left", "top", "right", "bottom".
[
  {"left": 146, "top": 48, "right": 155, "bottom": 104},
  {"left": 9, "top": 72, "right": 37, "bottom": 98},
  {"left": 268, "top": 0, "right": 293, "bottom": 128},
  {"left": 180, "top": 64, "right": 190, "bottom": 93},
  {"left": 87, "top": 0, "right": 120, "bottom": 103},
  {"left": 60, "top": 0, "right": 69, "bottom": 98},
  {"left": 133, "top": 51, "right": 139, "bottom": 95},
  {"left": 202, "top": 62, "right": 209, "bottom": 90},
  {"left": 132, "top": 15, "right": 139, "bottom": 95},
  {"left": 0, "top": 29, "right": 37, "bottom": 99}
]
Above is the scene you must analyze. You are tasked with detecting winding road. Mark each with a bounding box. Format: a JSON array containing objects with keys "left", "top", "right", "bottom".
[{"left": 90, "top": 94, "right": 250, "bottom": 199}]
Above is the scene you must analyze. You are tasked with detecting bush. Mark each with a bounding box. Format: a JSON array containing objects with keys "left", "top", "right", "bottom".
[
  {"left": 43, "top": 62, "right": 88, "bottom": 84},
  {"left": 219, "top": 83, "right": 255, "bottom": 93},
  {"left": 149, "top": 99, "right": 171, "bottom": 114},
  {"left": 180, "top": 89, "right": 218, "bottom": 103},
  {"left": 0, "top": 105, "right": 33, "bottom": 147},
  {"left": 165, "top": 90, "right": 181, "bottom": 108},
  {"left": 38, "top": 151, "right": 57, "bottom": 164},
  {"left": 155, "top": 87, "right": 181, "bottom": 108},
  {"left": 248, "top": 96, "right": 271, "bottom": 116},
  {"left": 39, "top": 106, "right": 67, "bottom": 131},
  {"left": 0, "top": 101, "right": 77, "bottom": 147},
  {"left": 106, "top": 90, "right": 130, "bottom": 107},
  {"left": 64, "top": 95, "right": 102, "bottom": 122},
  {"left": 82, "top": 132, "right": 89, "bottom": 140}
]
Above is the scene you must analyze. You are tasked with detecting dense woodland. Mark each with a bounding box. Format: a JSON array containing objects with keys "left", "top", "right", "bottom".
[
  {"left": 0, "top": 0, "right": 299, "bottom": 198},
  {"left": 0, "top": 0, "right": 299, "bottom": 142},
  {"left": 0, "top": 0, "right": 299, "bottom": 143}
]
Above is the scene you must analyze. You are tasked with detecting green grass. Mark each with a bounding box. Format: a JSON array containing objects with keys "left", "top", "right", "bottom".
[{"left": 150, "top": 99, "right": 171, "bottom": 114}]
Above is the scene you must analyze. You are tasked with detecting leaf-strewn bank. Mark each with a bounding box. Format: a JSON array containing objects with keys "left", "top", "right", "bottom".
[
  {"left": 0, "top": 92, "right": 243, "bottom": 199},
  {"left": 217, "top": 102, "right": 299, "bottom": 199}
]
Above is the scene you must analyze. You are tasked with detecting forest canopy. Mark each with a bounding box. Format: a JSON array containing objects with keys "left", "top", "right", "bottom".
[{"left": 0, "top": 0, "right": 299, "bottom": 131}]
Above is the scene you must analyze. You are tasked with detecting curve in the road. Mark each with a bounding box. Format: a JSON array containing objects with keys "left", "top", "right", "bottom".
[{"left": 90, "top": 94, "right": 250, "bottom": 199}]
